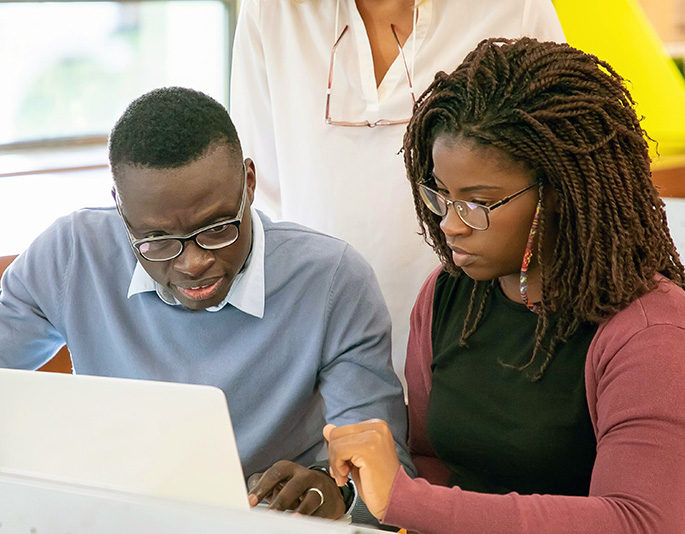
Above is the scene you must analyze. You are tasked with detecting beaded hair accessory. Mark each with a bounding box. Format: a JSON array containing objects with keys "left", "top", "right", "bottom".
[{"left": 519, "top": 185, "right": 543, "bottom": 314}]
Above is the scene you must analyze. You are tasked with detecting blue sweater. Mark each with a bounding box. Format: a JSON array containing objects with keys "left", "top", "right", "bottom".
[{"left": 0, "top": 208, "right": 409, "bottom": 478}]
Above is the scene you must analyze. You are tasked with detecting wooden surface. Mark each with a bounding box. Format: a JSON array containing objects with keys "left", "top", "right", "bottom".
[
  {"left": 652, "top": 163, "right": 685, "bottom": 198},
  {"left": 0, "top": 255, "right": 72, "bottom": 374}
]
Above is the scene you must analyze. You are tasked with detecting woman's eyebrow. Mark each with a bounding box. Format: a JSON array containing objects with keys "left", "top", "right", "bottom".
[
  {"left": 459, "top": 184, "right": 502, "bottom": 193},
  {"left": 431, "top": 172, "right": 502, "bottom": 193}
]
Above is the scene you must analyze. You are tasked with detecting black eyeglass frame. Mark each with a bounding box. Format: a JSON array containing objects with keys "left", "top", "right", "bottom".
[
  {"left": 418, "top": 178, "right": 538, "bottom": 231},
  {"left": 114, "top": 166, "right": 248, "bottom": 262}
]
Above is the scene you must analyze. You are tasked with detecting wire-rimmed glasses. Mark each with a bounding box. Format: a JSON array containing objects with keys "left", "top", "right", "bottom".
[
  {"left": 115, "top": 168, "right": 248, "bottom": 262},
  {"left": 325, "top": 24, "right": 416, "bottom": 127},
  {"left": 418, "top": 180, "right": 538, "bottom": 231}
]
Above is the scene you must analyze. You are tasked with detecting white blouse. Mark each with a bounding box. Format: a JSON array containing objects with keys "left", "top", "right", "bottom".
[{"left": 230, "top": 0, "right": 565, "bottom": 384}]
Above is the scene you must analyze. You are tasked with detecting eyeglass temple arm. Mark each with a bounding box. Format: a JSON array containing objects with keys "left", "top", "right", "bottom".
[
  {"left": 491, "top": 197, "right": 512, "bottom": 209},
  {"left": 326, "top": 25, "right": 350, "bottom": 123},
  {"left": 390, "top": 24, "right": 416, "bottom": 105},
  {"left": 490, "top": 183, "right": 538, "bottom": 210},
  {"left": 328, "top": 25, "right": 349, "bottom": 92}
]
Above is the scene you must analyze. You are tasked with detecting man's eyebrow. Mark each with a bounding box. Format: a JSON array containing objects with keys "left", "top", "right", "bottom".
[
  {"left": 132, "top": 212, "right": 237, "bottom": 237},
  {"left": 195, "top": 212, "right": 240, "bottom": 230},
  {"left": 431, "top": 172, "right": 502, "bottom": 193}
]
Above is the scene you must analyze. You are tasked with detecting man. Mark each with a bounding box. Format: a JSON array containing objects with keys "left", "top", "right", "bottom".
[{"left": 0, "top": 87, "right": 411, "bottom": 522}]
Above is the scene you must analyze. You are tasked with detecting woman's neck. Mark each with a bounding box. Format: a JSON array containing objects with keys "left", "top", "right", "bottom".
[
  {"left": 498, "top": 264, "right": 542, "bottom": 308},
  {"left": 354, "top": 0, "right": 415, "bottom": 87}
]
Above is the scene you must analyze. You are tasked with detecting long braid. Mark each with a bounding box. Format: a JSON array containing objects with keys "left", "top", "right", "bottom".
[
  {"left": 459, "top": 279, "right": 496, "bottom": 347},
  {"left": 404, "top": 37, "right": 685, "bottom": 379}
]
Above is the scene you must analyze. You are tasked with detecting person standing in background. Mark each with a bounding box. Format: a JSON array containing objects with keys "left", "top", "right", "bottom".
[{"left": 230, "top": 0, "right": 565, "bottom": 385}]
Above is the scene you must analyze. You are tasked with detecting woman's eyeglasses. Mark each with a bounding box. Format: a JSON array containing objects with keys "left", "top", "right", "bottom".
[
  {"left": 325, "top": 24, "right": 416, "bottom": 128},
  {"left": 418, "top": 180, "right": 538, "bottom": 231}
]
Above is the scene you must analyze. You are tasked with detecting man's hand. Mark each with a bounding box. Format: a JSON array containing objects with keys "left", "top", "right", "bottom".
[
  {"left": 323, "top": 419, "right": 400, "bottom": 520},
  {"left": 247, "top": 460, "right": 346, "bottom": 518}
]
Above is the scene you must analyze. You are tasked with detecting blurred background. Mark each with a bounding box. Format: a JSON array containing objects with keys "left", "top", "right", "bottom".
[
  {"left": 1, "top": 0, "right": 685, "bottom": 257},
  {"left": 0, "top": 0, "right": 236, "bottom": 255}
]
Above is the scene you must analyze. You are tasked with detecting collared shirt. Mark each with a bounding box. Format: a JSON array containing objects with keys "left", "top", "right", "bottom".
[{"left": 126, "top": 207, "right": 265, "bottom": 318}]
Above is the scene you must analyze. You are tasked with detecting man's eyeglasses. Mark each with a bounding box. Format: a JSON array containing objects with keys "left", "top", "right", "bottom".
[
  {"left": 418, "top": 179, "right": 538, "bottom": 231},
  {"left": 325, "top": 24, "right": 416, "bottom": 127},
  {"left": 115, "top": 168, "right": 248, "bottom": 262}
]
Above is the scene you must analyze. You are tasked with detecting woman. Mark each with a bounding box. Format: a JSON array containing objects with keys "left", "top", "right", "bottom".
[
  {"left": 230, "top": 0, "right": 565, "bottom": 383},
  {"left": 324, "top": 37, "right": 685, "bottom": 533}
]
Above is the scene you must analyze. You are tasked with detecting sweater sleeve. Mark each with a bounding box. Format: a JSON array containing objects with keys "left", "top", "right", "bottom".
[
  {"left": 383, "top": 284, "right": 685, "bottom": 534},
  {"left": 0, "top": 217, "right": 74, "bottom": 369},
  {"left": 405, "top": 267, "right": 451, "bottom": 487},
  {"left": 317, "top": 243, "right": 414, "bottom": 525},
  {"left": 229, "top": 0, "right": 282, "bottom": 219},
  {"left": 317, "top": 244, "right": 413, "bottom": 471}
]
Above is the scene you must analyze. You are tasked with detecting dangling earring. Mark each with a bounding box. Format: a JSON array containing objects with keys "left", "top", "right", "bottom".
[{"left": 519, "top": 185, "right": 543, "bottom": 314}]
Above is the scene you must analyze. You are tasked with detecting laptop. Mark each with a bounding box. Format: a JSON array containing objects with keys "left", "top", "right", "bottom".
[{"left": 0, "top": 368, "right": 248, "bottom": 509}]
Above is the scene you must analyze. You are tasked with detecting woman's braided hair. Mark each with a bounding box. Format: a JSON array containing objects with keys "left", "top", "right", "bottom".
[{"left": 403, "top": 37, "right": 684, "bottom": 379}]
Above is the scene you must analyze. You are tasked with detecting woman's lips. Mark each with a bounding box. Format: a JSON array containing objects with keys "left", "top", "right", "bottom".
[
  {"left": 449, "top": 246, "right": 477, "bottom": 268},
  {"left": 175, "top": 278, "right": 223, "bottom": 301}
]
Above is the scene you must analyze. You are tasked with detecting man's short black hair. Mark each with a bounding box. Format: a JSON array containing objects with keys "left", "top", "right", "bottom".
[{"left": 109, "top": 87, "right": 241, "bottom": 179}]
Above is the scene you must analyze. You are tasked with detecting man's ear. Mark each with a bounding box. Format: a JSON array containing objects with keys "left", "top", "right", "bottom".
[{"left": 244, "top": 158, "right": 257, "bottom": 205}]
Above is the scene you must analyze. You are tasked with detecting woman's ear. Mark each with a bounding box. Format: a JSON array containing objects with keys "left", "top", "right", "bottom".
[{"left": 545, "top": 185, "right": 561, "bottom": 214}]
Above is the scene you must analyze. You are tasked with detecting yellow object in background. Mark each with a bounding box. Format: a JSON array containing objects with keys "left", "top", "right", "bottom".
[{"left": 553, "top": 0, "right": 685, "bottom": 162}]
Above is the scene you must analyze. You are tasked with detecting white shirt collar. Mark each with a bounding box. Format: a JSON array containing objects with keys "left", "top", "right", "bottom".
[{"left": 126, "top": 207, "right": 265, "bottom": 318}]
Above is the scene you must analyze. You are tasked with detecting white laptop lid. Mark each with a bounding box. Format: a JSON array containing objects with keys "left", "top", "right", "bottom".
[{"left": 0, "top": 368, "right": 248, "bottom": 509}]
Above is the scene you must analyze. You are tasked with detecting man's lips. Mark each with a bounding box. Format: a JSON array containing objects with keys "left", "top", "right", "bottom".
[{"left": 174, "top": 278, "right": 224, "bottom": 301}]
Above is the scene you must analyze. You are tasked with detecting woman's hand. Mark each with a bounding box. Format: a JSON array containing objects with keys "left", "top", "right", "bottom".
[{"left": 323, "top": 419, "right": 400, "bottom": 519}]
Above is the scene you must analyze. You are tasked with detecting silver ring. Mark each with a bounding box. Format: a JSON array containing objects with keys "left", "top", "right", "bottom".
[{"left": 307, "top": 487, "right": 325, "bottom": 509}]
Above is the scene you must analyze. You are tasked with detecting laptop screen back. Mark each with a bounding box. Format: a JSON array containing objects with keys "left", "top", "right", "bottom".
[{"left": 0, "top": 368, "right": 248, "bottom": 509}]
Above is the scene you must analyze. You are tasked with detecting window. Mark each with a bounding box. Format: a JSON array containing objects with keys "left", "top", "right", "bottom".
[{"left": 0, "top": 0, "right": 237, "bottom": 256}]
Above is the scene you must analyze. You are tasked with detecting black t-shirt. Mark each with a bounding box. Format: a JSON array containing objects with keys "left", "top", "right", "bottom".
[{"left": 427, "top": 270, "right": 598, "bottom": 496}]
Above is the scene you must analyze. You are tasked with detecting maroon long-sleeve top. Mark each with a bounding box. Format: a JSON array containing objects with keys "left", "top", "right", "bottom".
[{"left": 383, "top": 268, "right": 685, "bottom": 534}]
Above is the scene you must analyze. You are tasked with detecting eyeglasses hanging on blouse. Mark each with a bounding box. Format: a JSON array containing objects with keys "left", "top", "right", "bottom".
[{"left": 325, "top": 5, "right": 418, "bottom": 128}]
